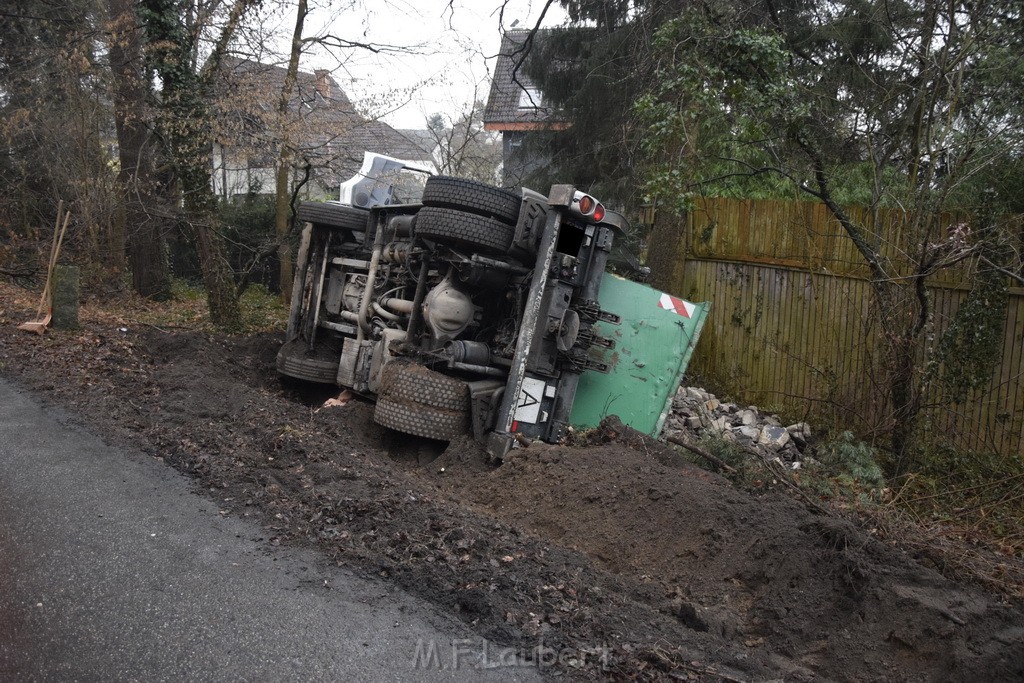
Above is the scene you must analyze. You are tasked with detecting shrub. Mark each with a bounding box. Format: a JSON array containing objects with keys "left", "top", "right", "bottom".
[{"left": 803, "top": 431, "right": 886, "bottom": 503}]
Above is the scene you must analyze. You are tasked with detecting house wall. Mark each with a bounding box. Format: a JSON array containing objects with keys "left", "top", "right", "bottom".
[
  {"left": 212, "top": 143, "right": 276, "bottom": 198},
  {"left": 212, "top": 144, "right": 341, "bottom": 199},
  {"left": 501, "top": 131, "right": 549, "bottom": 188}
]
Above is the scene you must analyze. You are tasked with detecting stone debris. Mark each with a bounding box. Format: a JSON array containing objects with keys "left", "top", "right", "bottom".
[{"left": 662, "top": 386, "right": 815, "bottom": 464}]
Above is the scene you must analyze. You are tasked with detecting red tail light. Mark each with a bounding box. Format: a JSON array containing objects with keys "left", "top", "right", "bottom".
[
  {"left": 570, "top": 191, "right": 608, "bottom": 222},
  {"left": 577, "top": 195, "right": 595, "bottom": 215}
]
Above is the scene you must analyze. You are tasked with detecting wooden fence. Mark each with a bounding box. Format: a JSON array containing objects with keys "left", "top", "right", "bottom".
[{"left": 647, "top": 197, "right": 1024, "bottom": 457}]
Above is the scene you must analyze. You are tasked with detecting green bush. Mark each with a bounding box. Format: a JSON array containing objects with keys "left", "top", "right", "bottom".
[
  {"left": 818, "top": 431, "right": 885, "bottom": 488},
  {"left": 217, "top": 195, "right": 281, "bottom": 292},
  {"left": 801, "top": 431, "right": 886, "bottom": 503},
  {"left": 689, "top": 432, "right": 764, "bottom": 487}
]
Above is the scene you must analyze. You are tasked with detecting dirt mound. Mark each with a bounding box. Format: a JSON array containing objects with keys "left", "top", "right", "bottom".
[
  {"left": 427, "top": 430, "right": 1024, "bottom": 679},
  {"left": 1, "top": 290, "right": 1022, "bottom": 681}
]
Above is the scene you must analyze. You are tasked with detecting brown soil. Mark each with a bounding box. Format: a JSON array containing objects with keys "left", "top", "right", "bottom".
[{"left": 1, "top": 285, "right": 1023, "bottom": 681}]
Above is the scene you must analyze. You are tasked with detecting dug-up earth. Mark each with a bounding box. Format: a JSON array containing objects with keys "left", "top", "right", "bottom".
[{"left": 1, "top": 284, "right": 1023, "bottom": 682}]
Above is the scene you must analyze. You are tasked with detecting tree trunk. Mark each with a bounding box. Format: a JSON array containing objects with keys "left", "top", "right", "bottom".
[
  {"left": 275, "top": 165, "right": 295, "bottom": 303},
  {"left": 141, "top": 0, "right": 244, "bottom": 327},
  {"left": 107, "top": 0, "right": 171, "bottom": 300},
  {"left": 887, "top": 332, "right": 921, "bottom": 473},
  {"left": 191, "top": 219, "right": 240, "bottom": 327},
  {"left": 178, "top": 147, "right": 240, "bottom": 329},
  {"left": 274, "top": 0, "right": 309, "bottom": 304}
]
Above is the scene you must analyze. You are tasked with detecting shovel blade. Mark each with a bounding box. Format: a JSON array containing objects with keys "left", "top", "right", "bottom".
[{"left": 17, "top": 312, "right": 51, "bottom": 335}]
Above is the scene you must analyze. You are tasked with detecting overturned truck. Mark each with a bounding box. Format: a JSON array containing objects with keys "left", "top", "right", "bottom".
[{"left": 277, "top": 162, "right": 708, "bottom": 459}]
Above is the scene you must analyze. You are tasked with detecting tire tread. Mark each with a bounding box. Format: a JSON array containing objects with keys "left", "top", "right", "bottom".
[
  {"left": 276, "top": 340, "right": 339, "bottom": 384},
  {"left": 373, "top": 396, "right": 469, "bottom": 440},
  {"left": 415, "top": 206, "right": 515, "bottom": 255},
  {"left": 422, "top": 176, "right": 521, "bottom": 225},
  {"left": 296, "top": 202, "right": 369, "bottom": 231}
]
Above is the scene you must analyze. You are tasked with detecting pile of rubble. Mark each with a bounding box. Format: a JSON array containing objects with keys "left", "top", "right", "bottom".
[{"left": 662, "top": 386, "right": 813, "bottom": 466}]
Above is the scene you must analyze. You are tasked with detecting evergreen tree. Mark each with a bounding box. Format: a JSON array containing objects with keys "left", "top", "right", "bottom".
[{"left": 530, "top": 0, "right": 1023, "bottom": 468}]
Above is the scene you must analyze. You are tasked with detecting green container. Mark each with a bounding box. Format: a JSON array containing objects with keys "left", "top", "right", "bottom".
[{"left": 570, "top": 274, "right": 710, "bottom": 437}]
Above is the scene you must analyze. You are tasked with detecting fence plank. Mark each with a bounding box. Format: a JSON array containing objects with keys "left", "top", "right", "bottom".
[{"left": 661, "top": 197, "right": 1022, "bottom": 457}]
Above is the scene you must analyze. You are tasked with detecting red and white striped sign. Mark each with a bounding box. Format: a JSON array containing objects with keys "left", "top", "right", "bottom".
[{"left": 658, "top": 293, "right": 695, "bottom": 318}]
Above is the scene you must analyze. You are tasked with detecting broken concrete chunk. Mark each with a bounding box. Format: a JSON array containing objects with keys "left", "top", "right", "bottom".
[
  {"left": 665, "top": 415, "right": 685, "bottom": 431},
  {"left": 758, "top": 425, "right": 791, "bottom": 449},
  {"left": 667, "top": 386, "right": 823, "bottom": 469},
  {"left": 787, "top": 422, "right": 811, "bottom": 447},
  {"left": 686, "top": 387, "right": 706, "bottom": 401},
  {"left": 781, "top": 443, "right": 803, "bottom": 461},
  {"left": 736, "top": 425, "right": 761, "bottom": 441},
  {"left": 787, "top": 422, "right": 812, "bottom": 438},
  {"left": 738, "top": 410, "right": 758, "bottom": 426}
]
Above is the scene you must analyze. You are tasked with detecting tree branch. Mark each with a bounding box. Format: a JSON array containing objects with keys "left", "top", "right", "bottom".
[
  {"left": 794, "top": 133, "right": 892, "bottom": 285},
  {"left": 507, "top": 0, "right": 559, "bottom": 98},
  {"left": 199, "top": 0, "right": 258, "bottom": 84}
]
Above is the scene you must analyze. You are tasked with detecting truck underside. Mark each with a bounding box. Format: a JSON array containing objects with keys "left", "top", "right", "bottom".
[{"left": 277, "top": 172, "right": 707, "bottom": 459}]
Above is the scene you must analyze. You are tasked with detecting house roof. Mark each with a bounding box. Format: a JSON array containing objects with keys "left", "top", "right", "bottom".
[
  {"left": 396, "top": 129, "right": 436, "bottom": 157},
  {"left": 215, "top": 57, "right": 433, "bottom": 181},
  {"left": 483, "top": 30, "right": 565, "bottom": 131}
]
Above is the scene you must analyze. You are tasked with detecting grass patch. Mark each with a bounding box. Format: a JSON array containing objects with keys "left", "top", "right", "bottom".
[
  {"left": 86, "top": 279, "right": 288, "bottom": 335},
  {"left": 892, "top": 447, "right": 1024, "bottom": 556},
  {"left": 237, "top": 284, "right": 289, "bottom": 333}
]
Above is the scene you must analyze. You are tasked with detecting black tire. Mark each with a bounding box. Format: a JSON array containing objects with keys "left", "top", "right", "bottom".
[
  {"left": 374, "top": 362, "right": 470, "bottom": 440},
  {"left": 276, "top": 339, "right": 339, "bottom": 384},
  {"left": 296, "top": 202, "right": 369, "bottom": 231},
  {"left": 415, "top": 206, "right": 516, "bottom": 255},
  {"left": 373, "top": 396, "right": 469, "bottom": 440},
  {"left": 379, "top": 362, "right": 470, "bottom": 412},
  {"left": 422, "top": 176, "right": 521, "bottom": 225}
]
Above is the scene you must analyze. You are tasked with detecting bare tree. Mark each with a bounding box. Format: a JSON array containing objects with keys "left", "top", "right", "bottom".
[
  {"left": 107, "top": 0, "right": 170, "bottom": 299},
  {"left": 272, "top": 0, "right": 309, "bottom": 304},
  {"left": 139, "top": 0, "right": 260, "bottom": 327},
  {"left": 426, "top": 98, "right": 502, "bottom": 183},
  {"left": 0, "top": 0, "right": 125, "bottom": 285}
]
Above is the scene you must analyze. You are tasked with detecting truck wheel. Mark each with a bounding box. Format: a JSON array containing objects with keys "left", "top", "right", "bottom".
[
  {"left": 296, "top": 202, "right": 369, "bottom": 231},
  {"left": 276, "top": 339, "right": 339, "bottom": 384},
  {"left": 373, "top": 397, "right": 469, "bottom": 441},
  {"left": 374, "top": 362, "right": 471, "bottom": 440},
  {"left": 378, "top": 361, "right": 470, "bottom": 411},
  {"left": 415, "top": 206, "right": 516, "bottom": 255},
  {"left": 422, "top": 176, "right": 521, "bottom": 225}
]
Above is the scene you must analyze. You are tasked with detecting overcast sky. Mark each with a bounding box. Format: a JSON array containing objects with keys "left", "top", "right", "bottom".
[{"left": 295, "top": 0, "right": 568, "bottom": 129}]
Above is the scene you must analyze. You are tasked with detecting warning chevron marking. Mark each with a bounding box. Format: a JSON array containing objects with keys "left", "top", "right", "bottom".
[{"left": 657, "top": 293, "right": 695, "bottom": 318}]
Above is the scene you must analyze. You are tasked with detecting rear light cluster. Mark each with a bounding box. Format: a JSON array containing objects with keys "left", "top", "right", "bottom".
[{"left": 571, "top": 191, "right": 606, "bottom": 223}]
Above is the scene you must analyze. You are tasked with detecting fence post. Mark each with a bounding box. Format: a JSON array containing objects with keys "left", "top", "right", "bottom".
[{"left": 51, "top": 265, "right": 80, "bottom": 330}]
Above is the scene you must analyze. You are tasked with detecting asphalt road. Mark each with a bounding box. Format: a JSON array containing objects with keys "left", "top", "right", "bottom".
[{"left": 0, "top": 378, "right": 540, "bottom": 682}]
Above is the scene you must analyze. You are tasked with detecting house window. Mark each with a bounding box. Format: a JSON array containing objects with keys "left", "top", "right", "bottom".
[{"left": 518, "top": 87, "right": 543, "bottom": 109}]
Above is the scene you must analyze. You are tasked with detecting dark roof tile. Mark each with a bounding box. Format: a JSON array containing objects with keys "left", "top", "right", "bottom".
[
  {"left": 484, "top": 30, "right": 561, "bottom": 127},
  {"left": 214, "top": 57, "right": 434, "bottom": 181}
]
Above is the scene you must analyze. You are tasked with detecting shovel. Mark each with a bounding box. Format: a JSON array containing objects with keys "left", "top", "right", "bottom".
[{"left": 18, "top": 204, "right": 70, "bottom": 336}]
